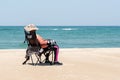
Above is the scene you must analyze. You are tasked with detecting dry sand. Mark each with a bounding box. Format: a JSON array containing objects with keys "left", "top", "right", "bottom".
[{"left": 0, "top": 48, "right": 120, "bottom": 80}]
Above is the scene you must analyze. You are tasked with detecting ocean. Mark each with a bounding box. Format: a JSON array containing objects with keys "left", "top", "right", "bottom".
[{"left": 0, "top": 26, "right": 120, "bottom": 49}]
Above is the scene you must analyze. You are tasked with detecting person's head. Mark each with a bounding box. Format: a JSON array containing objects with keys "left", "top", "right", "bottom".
[
  {"left": 24, "top": 24, "right": 38, "bottom": 39},
  {"left": 24, "top": 24, "right": 39, "bottom": 32}
]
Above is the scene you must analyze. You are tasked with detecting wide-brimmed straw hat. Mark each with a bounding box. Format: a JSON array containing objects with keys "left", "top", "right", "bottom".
[{"left": 24, "top": 24, "right": 39, "bottom": 31}]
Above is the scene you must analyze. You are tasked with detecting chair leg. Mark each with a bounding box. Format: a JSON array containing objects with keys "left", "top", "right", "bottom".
[
  {"left": 38, "top": 53, "right": 42, "bottom": 63},
  {"left": 35, "top": 53, "right": 41, "bottom": 65},
  {"left": 22, "top": 56, "right": 30, "bottom": 65},
  {"left": 30, "top": 56, "right": 34, "bottom": 65},
  {"left": 39, "top": 54, "right": 42, "bottom": 63},
  {"left": 50, "top": 50, "right": 55, "bottom": 65},
  {"left": 45, "top": 53, "right": 50, "bottom": 61},
  {"left": 44, "top": 50, "right": 55, "bottom": 65}
]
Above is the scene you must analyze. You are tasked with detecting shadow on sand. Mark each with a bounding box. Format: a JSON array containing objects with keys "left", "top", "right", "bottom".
[{"left": 26, "top": 63, "right": 63, "bottom": 66}]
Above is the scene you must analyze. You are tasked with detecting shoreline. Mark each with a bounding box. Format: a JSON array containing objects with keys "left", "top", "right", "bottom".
[
  {"left": 1, "top": 47, "right": 120, "bottom": 50},
  {"left": 0, "top": 48, "right": 120, "bottom": 80}
]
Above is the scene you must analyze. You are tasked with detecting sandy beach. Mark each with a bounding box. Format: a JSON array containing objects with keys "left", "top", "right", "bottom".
[{"left": 0, "top": 48, "right": 120, "bottom": 80}]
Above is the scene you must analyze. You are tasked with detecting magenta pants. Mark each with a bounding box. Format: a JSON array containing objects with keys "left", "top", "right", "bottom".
[{"left": 54, "top": 45, "right": 59, "bottom": 62}]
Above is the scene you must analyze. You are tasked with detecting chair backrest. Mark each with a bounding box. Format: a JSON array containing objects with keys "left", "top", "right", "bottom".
[{"left": 24, "top": 29, "right": 40, "bottom": 47}]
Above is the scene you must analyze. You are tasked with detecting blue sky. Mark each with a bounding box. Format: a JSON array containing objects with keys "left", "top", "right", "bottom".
[{"left": 0, "top": 0, "right": 120, "bottom": 26}]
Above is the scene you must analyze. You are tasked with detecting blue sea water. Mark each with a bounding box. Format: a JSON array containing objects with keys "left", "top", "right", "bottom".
[{"left": 0, "top": 26, "right": 120, "bottom": 49}]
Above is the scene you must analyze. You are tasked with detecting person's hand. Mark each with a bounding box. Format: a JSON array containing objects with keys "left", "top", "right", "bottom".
[
  {"left": 47, "top": 40, "right": 51, "bottom": 45},
  {"left": 47, "top": 39, "right": 56, "bottom": 46}
]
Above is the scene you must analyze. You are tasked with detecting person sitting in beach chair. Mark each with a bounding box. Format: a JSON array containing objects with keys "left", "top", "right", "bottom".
[{"left": 22, "top": 24, "right": 62, "bottom": 65}]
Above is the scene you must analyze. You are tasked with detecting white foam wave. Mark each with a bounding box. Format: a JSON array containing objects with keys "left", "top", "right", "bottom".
[
  {"left": 50, "top": 28, "right": 78, "bottom": 31},
  {"left": 62, "top": 28, "right": 77, "bottom": 31},
  {"left": 52, "top": 28, "right": 58, "bottom": 30}
]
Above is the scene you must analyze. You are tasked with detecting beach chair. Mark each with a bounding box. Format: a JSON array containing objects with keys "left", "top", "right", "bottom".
[{"left": 22, "top": 30, "right": 55, "bottom": 65}]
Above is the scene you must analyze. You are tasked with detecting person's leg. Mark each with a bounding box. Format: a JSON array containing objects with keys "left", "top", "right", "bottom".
[
  {"left": 53, "top": 45, "right": 59, "bottom": 62},
  {"left": 53, "top": 45, "right": 63, "bottom": 65}
]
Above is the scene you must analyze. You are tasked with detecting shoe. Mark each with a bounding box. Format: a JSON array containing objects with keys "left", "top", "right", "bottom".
[{"left": 54, "top": 61, "right": 63, "bottom": 65}]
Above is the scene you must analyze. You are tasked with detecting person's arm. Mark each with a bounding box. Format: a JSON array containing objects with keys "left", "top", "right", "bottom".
[{"left": 36, "top": 34, "right": 48, "bottom": 45}]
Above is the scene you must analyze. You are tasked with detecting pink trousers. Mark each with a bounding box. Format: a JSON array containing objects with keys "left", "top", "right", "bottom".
[{"left": 54, "top": 45, "right": 59, "bottom": 62}]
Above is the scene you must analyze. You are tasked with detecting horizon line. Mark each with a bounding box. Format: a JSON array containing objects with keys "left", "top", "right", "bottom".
[{"left": 0, "top": 25, "right": 120, "bottom": 26}]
